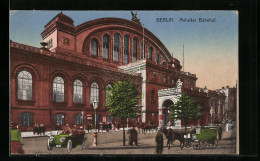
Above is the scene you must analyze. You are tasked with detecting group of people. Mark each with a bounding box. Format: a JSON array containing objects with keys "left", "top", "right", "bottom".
[
  {"left": 86, "top": 122, "right": 122, "bottom": 132},
  {"left": 60, "top": 124, "right": 84, "bottom": 135},
  {"left": 33, "top": 123, "right": 46, "bottom": 135}
]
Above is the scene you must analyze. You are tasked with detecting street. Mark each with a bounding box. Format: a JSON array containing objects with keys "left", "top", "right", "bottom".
[{"left": 21, "top": 131, "right": 236, "bottom": 155}]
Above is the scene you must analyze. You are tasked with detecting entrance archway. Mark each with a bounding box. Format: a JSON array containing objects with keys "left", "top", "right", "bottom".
[{"left": 161, "top": 99, "right": 174, "bottom": 127}]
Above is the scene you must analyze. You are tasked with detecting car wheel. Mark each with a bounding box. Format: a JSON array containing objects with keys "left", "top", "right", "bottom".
[
  {"left": 82, "top": 138, "right": 86, "bottom": 150},
  {"left": 47, "top": 139, "right": 53, "bottom": 151},
  {"left": 67, "top": 140, "right": 72, "bottom": 153}
]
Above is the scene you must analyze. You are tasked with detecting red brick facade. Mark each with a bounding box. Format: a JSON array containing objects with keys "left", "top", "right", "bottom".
[{"left": 10, "top": 13, "right": 225, "bottom": 131}]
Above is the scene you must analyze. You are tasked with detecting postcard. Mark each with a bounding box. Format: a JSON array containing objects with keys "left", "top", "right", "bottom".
[{"left": 10, "top": 10, "right": 238, "bottom": 155}]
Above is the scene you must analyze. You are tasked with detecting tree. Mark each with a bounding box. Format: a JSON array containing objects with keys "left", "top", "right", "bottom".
[
  {"left": 169, "top": 93, "right": 203, "bottom": 132},
  {"left": 105, "top": 79, "right": 142, "bottom": 146}
]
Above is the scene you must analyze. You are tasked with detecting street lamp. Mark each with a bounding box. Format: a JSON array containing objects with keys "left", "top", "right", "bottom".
[
  {"left": 93, "top": 98, "right": 99, "bottom": 130},
  {"left": 93, "top": 98, "right": 99, "bottom": 147},
  {"left": 81, "top": 111, "right": 84, "bottom": 130},
  {"left": 210, "top": 107, "right": 213, "bottom": 126}
]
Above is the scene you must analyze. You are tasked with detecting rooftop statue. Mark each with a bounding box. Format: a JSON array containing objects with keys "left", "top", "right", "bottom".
[{"left": 131, "top": 11, "right": 141, "bottom": 24}]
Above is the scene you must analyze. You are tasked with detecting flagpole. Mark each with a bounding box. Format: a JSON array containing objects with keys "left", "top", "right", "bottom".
[
  {"left": 183, "top": 44, "right": 184, "bottom": 71},
  {"left": 142, "top": 24, "right": 144, "bottom": 59}
]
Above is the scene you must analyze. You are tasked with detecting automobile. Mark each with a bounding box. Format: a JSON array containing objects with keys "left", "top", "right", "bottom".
[{"left": 47, "top": 128, "right": 86, "bottom": 153}]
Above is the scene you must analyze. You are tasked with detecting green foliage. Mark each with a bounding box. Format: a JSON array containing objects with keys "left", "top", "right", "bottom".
[
  {"left": 105, "top": 79, "right": 142, "bottom": 120},
  {"left": 169, "top": 93, "right": 203, "bottom": 125}
]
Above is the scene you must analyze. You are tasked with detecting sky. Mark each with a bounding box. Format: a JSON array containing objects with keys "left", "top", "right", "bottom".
[{"left": 10, "top": 11, "right": 238, "bottom": 90}]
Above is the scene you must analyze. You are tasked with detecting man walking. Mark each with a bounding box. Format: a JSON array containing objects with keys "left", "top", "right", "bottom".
[
  {"left": 155, "top": 129, "right": 164, "bottom": 154},
  {"left": 218, "top": 124, "right": 222, "bottom": 140}
]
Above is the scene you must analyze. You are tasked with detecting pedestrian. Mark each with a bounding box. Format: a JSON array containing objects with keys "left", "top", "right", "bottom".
[
  {"left": 100, "top": 122, "right": 103, "bottom": 132},
  {"left": 218, "top": 124, "right": 222, "bottom": 140},
  {"left": 131, "top": 127, "right": 138, "bottom": 146},
  {"left": 11, "top": 122, "right": 24, "bottom": 154},
  {"left": 111, "top": 122, "right": 115, "bottom": 131},
  {"left": 116, "top": 122, "right": 120, "bottom": 130},
  {"left": 127, "top": 129, "right": 133, "bottom": 146},
  {"left": 33, "top": 123, "right": 39, "bottom": 135},
  {"left": 155, "top": 129, "right": 164, "bottom": 154},
  {"left": 87, "top": 123, "right": 90, "bottom": 132}
]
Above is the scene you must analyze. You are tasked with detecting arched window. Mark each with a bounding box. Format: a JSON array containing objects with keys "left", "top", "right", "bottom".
[
  {"left": 162, "top": 62, "right": 167, "bottom": 67},
  {"left": 102, "top": 35, "right": 109, "bottom": 59},
  {"left": 90, "top": 82, "right": 99, "bottom": 104},
  {"left": 19, "top": 113, "right": 33, "bottom": 126},
  {"left": 53, "top": 76, "right": 64, "bottom": 102},
  {"left": 91, "top": 39, "right": 98, "bottom": 56},
  {"left": 141, "top": 42, "right": 145, "bottom": 59},
  {"left": 106, "top": 84, "right": 112, "bottom": 103},
  {"left": 123, "top": 35, "right": 129, "bottom": 64},
  {"left": 73, "top": 79, "right": 83, "bottom": 103},
  {"left": 17, "top": 70, "right": 32, "bottom": 100},
  {"left": 156, "top": 54, "right": 160, "bottom": 63},
  {"left": 54, "top": 113, "right": 65, "bottom": 125},
  {"left": 148, "top": 47, "right": 153, "bottom": 60},
  {"left": 75, "top": 113, "right": 83, "bottom": 125},
  {"left": 113, "top": 34, "right": 120, "bottom": 62},
  {"left": 132, "top": 38, "right": 137, "bottom": 62}
]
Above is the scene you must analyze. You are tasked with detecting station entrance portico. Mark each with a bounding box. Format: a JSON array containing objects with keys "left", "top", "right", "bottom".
[{"left": 158, "top": 79, "right": 183, "bottom": 127}]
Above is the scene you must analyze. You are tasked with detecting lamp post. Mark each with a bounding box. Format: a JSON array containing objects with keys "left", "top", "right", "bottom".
[
  {"left": 210, "top": 107, "right": 213, "bottom": 126},
  {"left": 81, "top": 111, "right": 84, "bottom": 130},
  {"left": 93, "top": 98, "right": 99, "bottom": 146}
]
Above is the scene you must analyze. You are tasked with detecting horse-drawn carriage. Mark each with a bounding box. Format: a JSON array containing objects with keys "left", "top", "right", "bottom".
[
  {"left": 47, "top": 128, "right": 86, "bottom": 153},
  {"left": 162, "top": 126, "right": 218, "bottom": 150},
  {"left": 191, "top": 127, "right": 218, "bottom": 150}
]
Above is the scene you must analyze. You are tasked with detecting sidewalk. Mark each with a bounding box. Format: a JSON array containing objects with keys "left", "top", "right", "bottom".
[{"left": 20, "top": 127, "right": 148, "bottom": 138}]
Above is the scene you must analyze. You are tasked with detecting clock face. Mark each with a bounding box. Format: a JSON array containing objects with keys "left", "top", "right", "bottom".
[{"left": 172, "top": 63, "right": 175, "bottom": 68}]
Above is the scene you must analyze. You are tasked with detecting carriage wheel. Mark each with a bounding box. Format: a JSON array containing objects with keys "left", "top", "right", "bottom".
[
  {"left": 200, "top": 140, "right": 207, "bottom": 148},
  {"left": 180, "top": 142, "right": 184, "bottom": 150},
  {"left": 82, "top": 138, "right": 86, "bottom": 149},
  {"left": 213, "top": 139, "right": 218, "bottom": 148},
  {"left": 184, "top": 140, "right": 191, "bottom": 149},
  {"left": 193, "top": 143, "right": 200, "bottom": 150},
  {"left": 47, "top": 139, "right": 53, "bottom": 151},
  {"left": 67, "top": 140, "right": 72, "bottom": 153}
]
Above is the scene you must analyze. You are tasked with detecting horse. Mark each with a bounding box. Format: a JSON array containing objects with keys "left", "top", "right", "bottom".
[
  {"left": 161, "top": 127, "right": 196, "bottom": 150},
  {"left": 161, "top": 128, "right": 185, "bottom": 150}
]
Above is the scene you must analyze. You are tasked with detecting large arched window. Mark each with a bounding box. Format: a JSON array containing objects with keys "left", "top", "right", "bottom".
[
  {"left": 102, "top": 35, "right": 109, "bottom": 59},
  {"left": 148, "top": 47, "right": 153, "bottom": 61},
  {"left": 156, "top": 54, "right": 160, "bottom": 64},
  {"left": 54, "top": 113, "right": 65, "bottom": 125},
  {"left": 19, "top": 113, "right": 33, "bottom": 126},
  {"left": 73, "top": 79, "right": 83, "bottom": 103},
  {"left": 75, "top": 113, "right": 83, "bottom": 125},
  {"left": 123, "top": 35, "right": 129, "bottom": 64},
  {"left": 53, "top": 76, "right": 64, "bottom": 102},
  {"left": 113, "top": 34, "right": 120, "bottom": 62},
  {"left": 17, "top": 70, "right": 32, "bottom": 100},
  {"left": 90, "top": 82, "right": 99, "bottom": 104},
  {"left": 141, "top": 42, "right": 145, "bottom": 59},
  {"left": 106, "top": 84, "right": 112, "bottom": 103},
  {"left": 132, "top": 38, "right": 137, "bottom": 62},
  {"left": 91, "top": 39, "right": 98, "bottom": 56}
]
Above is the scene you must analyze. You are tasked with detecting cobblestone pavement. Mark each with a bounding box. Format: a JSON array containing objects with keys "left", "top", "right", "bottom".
[{"left": 20, "top": 132, "right": 237, "bottom": 155}]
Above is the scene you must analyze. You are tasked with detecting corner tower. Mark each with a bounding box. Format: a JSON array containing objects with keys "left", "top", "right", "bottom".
[{"left": 41, "top": 12, "right": 75, "bottom": 52}]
